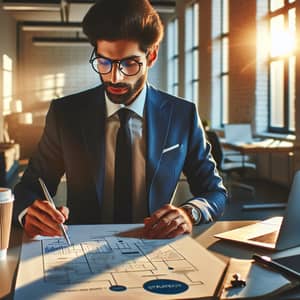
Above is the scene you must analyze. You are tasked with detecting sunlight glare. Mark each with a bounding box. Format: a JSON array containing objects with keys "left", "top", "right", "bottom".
[{"left": 270, "top": 30, "right": 295, "bottom": 57}]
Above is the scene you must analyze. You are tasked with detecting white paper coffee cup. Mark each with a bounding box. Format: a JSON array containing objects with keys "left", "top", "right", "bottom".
[{"left": 0, "top": 188, "right": 14, "bottom": 260}]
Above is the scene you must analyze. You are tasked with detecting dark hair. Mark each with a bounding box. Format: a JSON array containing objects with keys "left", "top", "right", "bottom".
[{"left": 82, "top": 0, "right": 164, "bottom": 52}]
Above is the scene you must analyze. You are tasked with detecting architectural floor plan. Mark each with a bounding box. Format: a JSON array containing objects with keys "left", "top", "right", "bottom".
[{"left": 15, "top": 224, "right": 226, "bottom": 299}]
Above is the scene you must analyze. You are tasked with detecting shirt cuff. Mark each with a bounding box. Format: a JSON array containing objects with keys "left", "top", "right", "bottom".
[
  {"left": 187, "top": 198, "right": 214, "bottom": 223},
  {"left": 18, "top": 208, "right": 28, "bottom": 227}
]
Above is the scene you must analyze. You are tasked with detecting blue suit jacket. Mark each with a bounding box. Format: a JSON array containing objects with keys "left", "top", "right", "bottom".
[{"left": 13, "top": 84, "right": 227, "bottom": 224}]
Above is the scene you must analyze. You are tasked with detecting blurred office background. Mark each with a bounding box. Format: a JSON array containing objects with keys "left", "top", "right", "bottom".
[{"left": 0, "top": 0, "right": 299, "bottom": 195}]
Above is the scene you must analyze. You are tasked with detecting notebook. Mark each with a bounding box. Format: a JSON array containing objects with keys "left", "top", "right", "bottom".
[{"left": 215, "top": 170, "right": 300, "bottom": 250}]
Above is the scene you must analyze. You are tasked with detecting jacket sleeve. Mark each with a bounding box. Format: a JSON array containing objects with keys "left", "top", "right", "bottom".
[
  {"left": 182, "top": 104, "right": 228, "bottom": 223},
  {"left": 13, "top": 101, "right": 65, "bottom": 224}
]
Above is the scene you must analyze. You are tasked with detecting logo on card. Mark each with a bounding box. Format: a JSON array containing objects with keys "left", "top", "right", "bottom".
[{"left": 143, "top": 279, "right": 188, "bottom": 295}]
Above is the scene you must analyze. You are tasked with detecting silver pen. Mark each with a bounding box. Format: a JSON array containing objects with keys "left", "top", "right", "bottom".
[{"left": 38, "top": 177, "right": 72, "bottom": 246}]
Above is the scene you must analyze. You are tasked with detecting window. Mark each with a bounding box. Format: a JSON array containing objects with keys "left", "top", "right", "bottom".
[
  {"left": 211, "top": 0, "right": 229, "bottom": 127},
  {"left": 167, "top": 18, "right": 179, "bottom": 96},
  {"left": 184, "top": 2, "right": 199, "bottom": 102},
  {"left": 39, "top": 73, "right": 65, "bottom": 101},
  {"left": 2, "top": 54, "right": 13, "bottom": 115},
  {"left": 220, "top": 0, "right": 229, "bottom": 125},
  {"left": 268, "top": 0, "right": 296, "bottom": 133}
]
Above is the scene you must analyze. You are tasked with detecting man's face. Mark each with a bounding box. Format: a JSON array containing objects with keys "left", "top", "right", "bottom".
[{"left": 96, "top": 40, "right": 157, "bottom": 106}]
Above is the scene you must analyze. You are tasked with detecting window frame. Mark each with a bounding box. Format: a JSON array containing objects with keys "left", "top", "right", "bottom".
[
  {"left": 184, "top": 1, "right": 199, "bottom": 102},
  {"left": 220, "top": 0, "right": 229, "bottom": 126},
  {"left": 167, "top": 17, "right": 179, "bottom": 96},
  {"left": 268, "top": 0, "right": 296, "bottom": 134}
]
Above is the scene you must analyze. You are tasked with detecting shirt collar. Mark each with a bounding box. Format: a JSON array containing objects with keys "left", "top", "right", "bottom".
[{"left": 105, "top": 84, "right": 147, "bottom": 118}]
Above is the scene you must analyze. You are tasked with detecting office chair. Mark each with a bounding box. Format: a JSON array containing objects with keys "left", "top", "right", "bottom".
[{"left": 205, "top": 130, "right": 256, "bottom": 198}]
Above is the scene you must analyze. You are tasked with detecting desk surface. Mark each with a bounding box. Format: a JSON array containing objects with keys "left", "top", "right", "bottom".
[
  {"left": 2, "top": 222, "right": 300, "bottom": 300},
  {"left": 221, "top": 138, "right": 297, "bottom": 154}
]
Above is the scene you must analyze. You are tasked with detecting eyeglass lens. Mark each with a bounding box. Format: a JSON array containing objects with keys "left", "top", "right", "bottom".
[{"left": 91, "top": 57, "right": 142, "bottom": 76}]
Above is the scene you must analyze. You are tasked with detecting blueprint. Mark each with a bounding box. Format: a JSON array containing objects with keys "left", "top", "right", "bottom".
[{"left": 15, "top": 224, "right": 226, "bottom": 299}]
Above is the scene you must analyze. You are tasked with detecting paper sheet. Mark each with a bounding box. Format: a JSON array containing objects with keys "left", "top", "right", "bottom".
[{"left": 15, "top": 224, "right": 226, "bottom": 300}]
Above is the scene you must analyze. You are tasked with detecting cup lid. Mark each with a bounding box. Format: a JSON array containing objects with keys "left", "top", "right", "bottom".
[
  {"left": 0, "top": 249, "right": 7, "bottom": 260},
  {"left": 0, "top": 188, "right": 12, "bottom": 202}
]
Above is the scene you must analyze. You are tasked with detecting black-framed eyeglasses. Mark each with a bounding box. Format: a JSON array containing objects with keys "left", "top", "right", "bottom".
[{"left": 89, "top": 48, "right": 146, "bottom": 76}]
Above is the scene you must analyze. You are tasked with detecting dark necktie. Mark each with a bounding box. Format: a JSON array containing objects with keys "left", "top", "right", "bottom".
[{"left": 114, "top": 109, "right": 132, "bottom": 223}]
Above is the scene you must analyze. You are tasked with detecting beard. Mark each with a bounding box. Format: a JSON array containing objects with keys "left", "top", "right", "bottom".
[{"left": 101, "top": 74, "right": 147, "bottom": 106}]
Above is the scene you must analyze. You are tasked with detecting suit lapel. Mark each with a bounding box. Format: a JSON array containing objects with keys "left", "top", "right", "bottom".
[
  {"left": 81, "top": 86, "right": 106, "bottom": 206},
  {"left": 146, "top": 86, "right": 173, "bottom": 199}
]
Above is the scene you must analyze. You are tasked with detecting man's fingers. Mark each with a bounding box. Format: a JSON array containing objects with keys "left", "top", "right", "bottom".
[
  {"left": 143, "top": 204, "right": 193, "bottom": 239},
  {"left": 27, "top": 204, "right": 62, "bottom": 232},
  {"left": 154, "top": 216, "right": 184, "bottom": 238},
  {"left": 58, "top": 206, "right": 69, "bottom": 220},
  {"left": 144, "top": 204, "right": 173, "bottom": 229},
  {"left": 155, "top": 210, "right": 180, "bottom": 230},
  {"left": 24, "top": 200, "right": 67, "bottom": 238},
  {"left": 24, "top": 214, "right": 62, "bottom": 237},
  {"left": 31, "top": 200, "right": 65, "bottom": 223},
  {"left": 167, "top": 223, "right": 188, "bottom": 239},
  {"left": 144, "top": 204, "right": 179, "bottom": 235},
  {"left": 144, "top": 204, "right": 181, "bottom": 232}
]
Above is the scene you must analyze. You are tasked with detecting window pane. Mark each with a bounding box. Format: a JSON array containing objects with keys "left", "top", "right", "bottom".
[
  {"left": 2, "top": 55, "right": 13, "bottom": 115},
  {"left": 3, "top": 54, "right": 12, "bottom": 71},
  {"left": 222, "top": 74, "right": 229, "bottom": 124},
  {"left": 222, "top": 37, "right": 228, "bottom": 72},
  {"left": 270, "top": 0, "right": 284, "bottom": 12},
  {"left": 193, "top": 3, "right": 199, "bottom": 47},
  {"left": 288, "top": 8, "right": 296, "bottom": 50},
  {"left": 222, "top": 0, "right": 229, "bottom": 34},
  {"left": 3, "top": 70, "right": 12, "bottom": 98},
  {"left": 270, "top": 14, "right": 284, "bottom": 57},
  {"left": 185, "top": 51, "right": 193, "bottom": 99},
  {"left": 288, "top": 8, "right": 296, "bottom": 53},
  {"left": 193, "top": 80, "right": 199, "bottom": 103},
  {"left": 174, "top": 85, "right": 178, "bottom": 96},
  {"left": 288, "top": 8, "right": 296, "bottom": 31},
  {"left": 185, "top": 6, "right": 193, "bottom": 51},
  {"left": 193, "top": 50, "right": 199, "bottom": 78},
  {"left": 270, "top": 60, "right": 284, "bottom": 127},
  {"left": 174, "top": 57, "right": 178, "bottom": 83},
  {"left": 3, "top": 97, "right": 12, "bottom": 115},
  {"left": 174, "top": 19, "right": 178, "bottom": 55},
  {"left": 221, "top": 0, "right": 229, "bottom": 126},
  {"left": 167, "top": 18, "right": 179, "bottom": 95},
  {"left": 185, "top": 2, "right": 199, "bottom": 102},
  {"left": 289, "top": 56, "right": 295, "bottom": 131},
  {"left": 167, "top": 22, "right": 174, "bottom": 58}
]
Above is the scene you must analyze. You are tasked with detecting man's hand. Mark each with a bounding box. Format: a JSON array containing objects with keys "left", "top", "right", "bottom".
[
  {"left": 24, "top": 200, "right": 69, "bottom": 238},
  {"left": 143, "top": 204, "right": 193, "bottom": 239}
]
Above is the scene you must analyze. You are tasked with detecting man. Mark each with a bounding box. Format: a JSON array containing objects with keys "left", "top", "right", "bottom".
[{"left": 13, "top": 0, "right": 227, "bottom": 239}]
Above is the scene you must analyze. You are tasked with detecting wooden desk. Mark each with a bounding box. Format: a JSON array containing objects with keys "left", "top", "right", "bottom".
[
  {"left": 221, "top": 139, "right": 296, "bottom": 155},
  {"left": 221, "top": 139, "right": 298, "bottom": 183},
  {"left": 0, "top": 226, "right": 23, "bottom": 300},
  {"left": 2, "top": 222, "right": 300, "bottom": 300}
]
